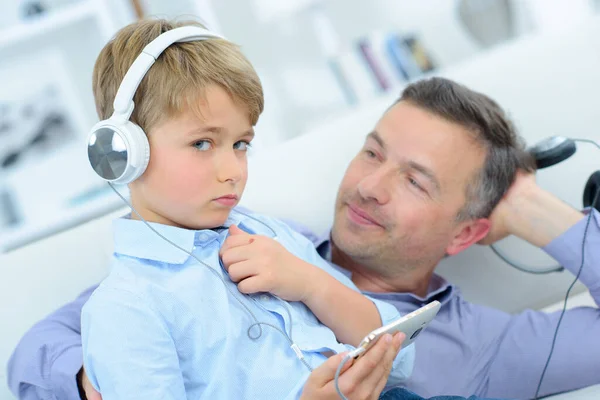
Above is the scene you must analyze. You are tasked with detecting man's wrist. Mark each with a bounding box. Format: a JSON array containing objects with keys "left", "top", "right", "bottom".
[{"left": 506, "top": 185, "right": 584, "bottom": 247}]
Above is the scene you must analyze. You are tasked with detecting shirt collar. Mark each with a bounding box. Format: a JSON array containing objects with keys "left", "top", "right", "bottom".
[
  {"left": 113, "top": 208, "right": 266, "bottom": 265},
  {"left": 315, "top": 231, "right": 456, "bottom": 305}
]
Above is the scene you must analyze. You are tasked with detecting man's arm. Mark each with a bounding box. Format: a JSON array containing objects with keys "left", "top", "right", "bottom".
[
  {"left": 485, "top": 301, "right": 600, "bottom": 398},
  {"left": 7, "top": 286, "right": 96, "bottom": 400},
  {"left": 482, "top": 174, "right": 600, "bottom": 398},
  {"left": 479, "top": 173, "right": 585, "bottom": 247},
  {"left": 484, "top": 172, "right": 599, "bottom": 300}
]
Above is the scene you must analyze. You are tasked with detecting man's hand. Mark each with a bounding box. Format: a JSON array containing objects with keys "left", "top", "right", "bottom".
[
  {"left": 300, "top": 333, "right": 405, "bottom": 400},
  {"left": 478, "top": 171, "right": 537, "bottom": 245},
  {"left": 479, "top": 171, "right": 584, "bottom": 248},
  {"left": 220, "top": 225, "right": 323, "bottom": 302},
  {"left": 77, "top": 367, "right": 102, "bottom": 400}
]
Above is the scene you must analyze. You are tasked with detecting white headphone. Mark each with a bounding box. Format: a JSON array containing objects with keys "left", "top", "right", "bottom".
[{"left": 87, "top": 26, "right": 224, "bottom": 184}]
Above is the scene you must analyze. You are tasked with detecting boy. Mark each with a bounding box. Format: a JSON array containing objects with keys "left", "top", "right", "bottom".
[{"left": 81, "top": 19, "right": 413, "bottom": 399}]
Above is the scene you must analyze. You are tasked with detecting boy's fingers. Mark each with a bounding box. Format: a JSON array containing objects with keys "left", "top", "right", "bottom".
[
  {"left": 359, "top": 337, "right": 397, "bottom": 390},
  {"left": 336, "top": 334, "right": 398, "bottom": 398},
  {"left": 220, "top": 246, "right": 254, "bottom": 269},
  {"left": 236, "top": 276, "right": 265, "bottom": 294},
  {"left": 362, "top": 332, "right": 405, "bottom": 396},
  {"left": 221, "top": 234, "right": 254, "bottom": 254},
  {"left": 229, "top": 225, "right": 247, "bottom": 235},
  {"left": 341, "top": 334, "right": 391, "bottom": 384},
  {"left": 227, "top": 260, "right": 256, "bottom": 283},
  {"left": 393, "top": 332, "right": 405, "bottom": 352}
]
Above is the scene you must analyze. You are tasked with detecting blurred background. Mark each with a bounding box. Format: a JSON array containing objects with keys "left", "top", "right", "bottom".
[
  {"left": 0, "top": 0, "right": 599, "bottom": 252},
  {"left": 3, "top": 2, "right": 600, "bottom": 398}
]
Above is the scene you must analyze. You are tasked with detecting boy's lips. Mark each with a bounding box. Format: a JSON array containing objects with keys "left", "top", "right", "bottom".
[{"left": 214, "top": 194, "right": 238, "bottom": 207}]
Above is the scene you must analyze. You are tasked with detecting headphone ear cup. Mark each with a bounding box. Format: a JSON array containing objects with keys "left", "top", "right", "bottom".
[
  {"left": 121, "top": 121, "right": 150, "bottom": 183},
  {"left": 583, "top": 170, "right": 600, "bottom": 212},
  {"left": 113, "top": 121, "right": 150, "bottom": 185},
  {"left": 87, "top": 119, "right": 150, "bottom": 185}
]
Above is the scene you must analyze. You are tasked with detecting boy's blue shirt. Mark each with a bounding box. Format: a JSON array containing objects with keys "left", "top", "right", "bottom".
[{"left": 81, "top": 208, "right": 415, "bottom": 399}]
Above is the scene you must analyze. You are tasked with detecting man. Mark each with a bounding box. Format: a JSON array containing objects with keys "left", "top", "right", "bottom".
[{"left": 8, "top": 78, "right": 600, "bottom": 399}]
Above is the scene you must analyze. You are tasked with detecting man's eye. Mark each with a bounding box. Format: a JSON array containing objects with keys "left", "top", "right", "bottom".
[
  {"left": 234, "top": 141, "right": 252, "bottom": 151},
  {"left": 409, "top": 177, "right": 424, "bottom": 191},
  {"left": 365, "top": 149, "right": 376, "bottom": 158},
  {"left": 194, "top": 140, "right": 211, "bottom": 151}
]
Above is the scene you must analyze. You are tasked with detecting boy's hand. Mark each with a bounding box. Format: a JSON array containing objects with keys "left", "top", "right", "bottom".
[
  {"left": 220, "top": 225, "right": 323, "bottom": 302},
  {"left": 300, "top": 333, "right": 405, "bottom": 400}
]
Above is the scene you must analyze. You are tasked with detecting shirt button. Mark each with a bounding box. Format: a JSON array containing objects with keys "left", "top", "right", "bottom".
[{"left": 261, "top": 294, "right": 270, "bottom": 301}]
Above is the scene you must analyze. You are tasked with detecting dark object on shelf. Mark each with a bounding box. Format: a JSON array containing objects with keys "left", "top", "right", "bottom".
[
  {"left": 21, "top": 1, "right": 47, "bottom": 18},
  {"left": 0, "top": 187, "right": 21, "bottom": 228}
]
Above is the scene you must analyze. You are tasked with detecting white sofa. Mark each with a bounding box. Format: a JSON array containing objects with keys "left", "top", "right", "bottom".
[{"left": 2, "top": 15, "right": 600, "bottom": 400}]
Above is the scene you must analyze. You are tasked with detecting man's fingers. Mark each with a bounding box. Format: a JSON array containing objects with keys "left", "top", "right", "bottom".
[
  {"left": 81, "top": 368, "right": 102, "bottom": 400},
  {"left": 308, "top": 352, "right": 353, "bottom": 388},
  {"left": 87, "top": 389, "right": 103, "bottom": 400}
]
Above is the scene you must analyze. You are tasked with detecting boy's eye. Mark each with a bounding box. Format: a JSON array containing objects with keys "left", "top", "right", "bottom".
[
  {"left": 194, "top": 140, "right": 211, "bottom": 151},
  {"left": 234, "top": 141, "right": 252, "bottom": 151}
]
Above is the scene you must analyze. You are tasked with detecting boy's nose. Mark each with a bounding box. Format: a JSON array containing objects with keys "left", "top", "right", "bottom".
[{"left": 217, "top": 151, "right": 243, "bottom": 183}]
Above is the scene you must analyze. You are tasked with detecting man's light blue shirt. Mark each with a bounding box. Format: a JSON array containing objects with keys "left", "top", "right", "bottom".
[{"left": 81, "top": 209, "right": 414, "bottom": 400}]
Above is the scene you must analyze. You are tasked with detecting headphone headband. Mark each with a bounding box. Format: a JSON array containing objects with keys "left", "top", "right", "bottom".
[
  {"left": 88, "top": 25, "right": 225, "bottom": 184},
  {"left": 112, "top": 26, "right": 224, "bottom": 118}
]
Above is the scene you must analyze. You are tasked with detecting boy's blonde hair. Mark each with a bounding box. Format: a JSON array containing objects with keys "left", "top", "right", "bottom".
[{"left": 92, "top": 19, "right": 264, "bottom": 132}]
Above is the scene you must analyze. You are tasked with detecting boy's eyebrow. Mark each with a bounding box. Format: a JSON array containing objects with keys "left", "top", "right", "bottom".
[{"left": 187, "top": 127, "right": 255, "bottom": 138}]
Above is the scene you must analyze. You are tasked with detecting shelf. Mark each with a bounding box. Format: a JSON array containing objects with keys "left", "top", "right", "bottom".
[
  {"left": 0, "top": 188, "right": 128, "bottom": 253},
  {"left": 0, "top": 1, "right": 99, "bottom": 51}
]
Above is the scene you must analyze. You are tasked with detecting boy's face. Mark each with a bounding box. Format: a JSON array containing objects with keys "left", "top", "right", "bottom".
[{"left": 129, "top": 85, "right": 254, "bottom": 230}]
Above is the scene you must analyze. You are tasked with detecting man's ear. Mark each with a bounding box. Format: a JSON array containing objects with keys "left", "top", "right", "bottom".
[{"left": 446, "top": 218, "right": 491, "bottom": 256}]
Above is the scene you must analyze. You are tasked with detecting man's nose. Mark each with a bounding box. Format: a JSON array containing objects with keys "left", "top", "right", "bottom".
[
  {"left": 216, "top": 150, "right": 243, "bottom": 183},
  {"left": 357, "top": 168, "right": 391, "bottom": 204}
]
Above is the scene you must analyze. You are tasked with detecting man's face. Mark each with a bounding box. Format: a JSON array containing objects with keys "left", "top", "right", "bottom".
[{"left": 332, "top": 101, "right": 487, "bottom": 275}]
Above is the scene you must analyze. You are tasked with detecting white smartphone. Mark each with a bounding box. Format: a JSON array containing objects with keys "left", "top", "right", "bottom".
[{"left": 354, "top": 300, "right": 441, "bottom": 357}]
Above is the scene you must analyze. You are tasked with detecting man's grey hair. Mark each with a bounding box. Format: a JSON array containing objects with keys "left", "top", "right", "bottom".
[{"left": 398, "top": 77, "right": 536, "bottom": 220}]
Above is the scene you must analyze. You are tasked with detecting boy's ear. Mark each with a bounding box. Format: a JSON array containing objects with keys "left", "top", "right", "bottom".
[{"left": 445, "top": 218, "right": 491, "bottom": 256}]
